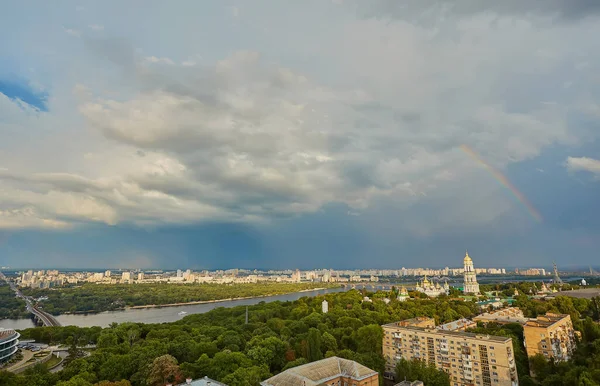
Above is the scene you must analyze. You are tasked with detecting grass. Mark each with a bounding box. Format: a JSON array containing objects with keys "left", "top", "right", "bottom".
[{"left": 44, "top": 354, "right": 62, "bottom": 369}]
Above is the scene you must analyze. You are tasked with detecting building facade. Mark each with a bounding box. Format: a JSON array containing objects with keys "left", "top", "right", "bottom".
[
  {"left": 463, "top": 251, "right": 480, "bottom": 294},
  {"left": 523, "top": 313, "right": 577, "bottom": 361},
  {"left": 261, "top": 356, "right": 378, "bottom": 386},
  {"left": 0, "top": 328, "right": 20, "bottom": 364},
  {"left": 383, "top": 318, "right": 518, "bottom": 386}
]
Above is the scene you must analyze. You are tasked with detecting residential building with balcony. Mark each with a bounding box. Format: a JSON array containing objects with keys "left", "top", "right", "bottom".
[
  {"left": 523, "top": 313, "right": 577, "bottom": 361},
  {"left": 383, "top": 319, "right": 518, "bottom": 386},
  {"left": 0, "top": 328, "right": 20, "bottom": 364}
]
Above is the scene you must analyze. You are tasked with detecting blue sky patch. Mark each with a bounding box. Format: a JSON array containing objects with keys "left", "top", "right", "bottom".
[{"left": 0, "top": 79, "right": 48, "bottom": 111}]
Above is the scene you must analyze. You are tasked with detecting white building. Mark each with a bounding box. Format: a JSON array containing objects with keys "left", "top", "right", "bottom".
[
  {"left": 397, "top": 286, "right": 410, "bottom": 302},
  {"left": 415, "top": 276, "right": 449, "bottom": 297},
  {"left": 121, "top": 271, "right": 132, "bottom": 283},
  {"left": 463, "top": 251, "right": 480, "bottom": 294},
  {"left": 322, "top": 299, "right": 329, "bottom": 314}
]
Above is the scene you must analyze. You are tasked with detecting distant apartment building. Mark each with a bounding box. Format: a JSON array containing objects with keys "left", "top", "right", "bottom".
[
  {"left": 260, "top": 356, "right": 378, "bottom": 386},
  {"left": 519, "top": 269, "right": 547, "bottom": 276},
  {"left": 473, "top": 308, "right": 528, "bottom": 326},
  {"left": 383, "top": 318, "right": 518, "bottom": 386},
  {"left": 121, "top": 271, "right": 132, "bottom": 283},
  {"left": 523, "top": 313, "right": 577, "bottom": 361}
]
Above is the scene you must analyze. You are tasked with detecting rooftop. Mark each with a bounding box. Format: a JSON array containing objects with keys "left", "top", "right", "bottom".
[
  {"left": 175, "top": 376, "right": 228, "bottom": 386},
  {"left": 395, "top": 381, "right": 424, "bottom": 386},
  {"left": 525, "top": 313, "right": 571, "bottom": 328},
  {"left": 386, "top": 324, "right": 512, "bottom": 343},
  {"left": 383, "top": 317, "right": 434, "bottom": 328},
  {"left": 260, "top": 357, "right": 377, "bottom": 386},
  {"left": 546, "top": 288, "right": 600, "bottom": 299},
  {"left": 437, "top": 318, "right": 476, "bottom": 331},
  {"left": 0, "top": 328, "right": 19, "bottom": 343}
]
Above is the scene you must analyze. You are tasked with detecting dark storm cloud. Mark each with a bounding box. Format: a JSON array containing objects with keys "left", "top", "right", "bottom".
[{"left": 357, "top": 0, "right": 600, "bottom": 22}]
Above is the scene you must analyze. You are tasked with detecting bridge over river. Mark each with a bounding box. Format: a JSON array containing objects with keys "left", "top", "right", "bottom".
[{"left": 1, "top": 272, "right": 61, "bottom": 327}]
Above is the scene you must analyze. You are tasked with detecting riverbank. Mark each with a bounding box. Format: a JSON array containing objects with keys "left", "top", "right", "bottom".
[
  {"left": 126, "top": 288, "right": 332, "bottom": 309},
  {"left": 21, "top": 282, "right": 340, "bottom": 316},
  {"left": 0, "top": 287, "right": 347, "bottom": 329}
]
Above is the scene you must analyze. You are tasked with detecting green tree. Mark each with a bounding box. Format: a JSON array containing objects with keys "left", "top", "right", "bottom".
[
  {"left": 307, "top": 328, "right": 323, "bottom": 361},
  {"left": 146, "top": 355, "right": 182, "bottom": 386},
  {"left": 396, "top": 358, "right": 450, "bottom": 386},
  {"left": 321, "top": 332, "right": 338, "bottom": 354},
  {"left": 354, "top": 324, "right": 383, "bottom": 354}
]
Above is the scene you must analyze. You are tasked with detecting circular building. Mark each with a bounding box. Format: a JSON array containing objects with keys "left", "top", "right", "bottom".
[{"left": 0, "top": 328, "right": 20, "bottom": 364}]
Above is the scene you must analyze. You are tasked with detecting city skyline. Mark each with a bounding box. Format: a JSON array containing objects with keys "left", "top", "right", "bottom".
[{"left": 1, "top": 1, "right": 600, "bottom": 269}]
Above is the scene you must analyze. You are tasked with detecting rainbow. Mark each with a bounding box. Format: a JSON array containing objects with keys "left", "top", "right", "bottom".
[{"left": 460, "top": 145, "right": 542, "bottom": 223}]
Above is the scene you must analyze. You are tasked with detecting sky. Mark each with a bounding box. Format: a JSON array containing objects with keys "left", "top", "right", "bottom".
[{"left": 0, "top": 1, "right": 599, "bottom": 270}]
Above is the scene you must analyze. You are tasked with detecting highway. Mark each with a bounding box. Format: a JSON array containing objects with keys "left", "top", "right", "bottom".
[{"left": 0, "top": 271, "right": 61, "bottom": 327}]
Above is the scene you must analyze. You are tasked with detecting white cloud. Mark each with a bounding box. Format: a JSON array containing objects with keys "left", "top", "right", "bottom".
[
  {"left": 144, "top": 56, "right": 175, "bottom": 65},
  {"left": 63, "top": 27, "right": 81, "bottom": 37},
  {"left": 89, "top": 24, "right": 104, "bottom": 31},
  {"left": 566, "top": 157, "right": 600, "bottom": 174}
]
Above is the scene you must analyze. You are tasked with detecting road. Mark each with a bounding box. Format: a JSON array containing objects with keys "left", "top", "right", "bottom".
[{"left": 0, "top": 271, "right": 61, "bottom": 327}]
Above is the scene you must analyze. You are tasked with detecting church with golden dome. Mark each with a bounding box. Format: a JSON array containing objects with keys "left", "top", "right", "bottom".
[
  {"left": 415, "top": 275, "right": 450, "bottom": 297},
  {"left": 463, "top": 250, "right": 480, "bottom": 294}
]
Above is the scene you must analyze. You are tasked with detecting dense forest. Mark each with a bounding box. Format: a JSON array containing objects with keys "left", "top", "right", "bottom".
[
  {"left": 19, "top": 282, "right": 339, "bottom": 315},
  {"left": 2, "top": 287, "right": 600, "bottom": 385},
  {"left": 0, "top": 283, "right": 29, "bottom": 319}
]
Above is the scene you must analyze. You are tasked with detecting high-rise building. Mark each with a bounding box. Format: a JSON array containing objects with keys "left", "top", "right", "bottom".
[
  {"left": 137, "top": 272, "right": 145, "bottom": 281},
  {"left": 121, "top": 271, "right": 132, "bottom": 282},
  {"left": 322, "top": 299, "right": 328, "bottom": 314},
  {"left": 383, "top": 318, "right": 518, "bottom": 386},
  {"left": 0, "top": 328, "right": 20, "bottom": 364},
  {"left": 463, "top": 251, "right": 480, "bottom": 294},
  {"left": 260, "top": 356, "right": 378, "bottom": 386},
  {"left": 523, "top": 313, "right": 577, "bottom": 361}
]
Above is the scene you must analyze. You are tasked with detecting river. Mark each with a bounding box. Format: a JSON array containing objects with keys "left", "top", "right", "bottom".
[{"left": 0, "top": 287, "right": 345, "bottom": 330}]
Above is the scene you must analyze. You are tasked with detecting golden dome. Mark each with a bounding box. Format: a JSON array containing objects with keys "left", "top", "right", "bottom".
[
  {"left": 464, "top": 250, "right": 472, "bottom": 262},
  {"left": 423, "top": 275, "right": 430, "bottom": 286}
]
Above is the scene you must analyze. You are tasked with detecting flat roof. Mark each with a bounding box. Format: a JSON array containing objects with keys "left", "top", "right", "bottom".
[
  {"left": 437, "top": 318, "right": 476, "bottom": 331},
  {"left": 547, "top": 289, "right": 600, "bottom": 299},
  {"left": 384, "top": 325, "right": 511, "bottom": 343},
  {"left": 382, "top": 317, "right": 434, "bottom": 328},
  {"left": 525, "top": 313, "right": 570, "bottom": 328}
]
